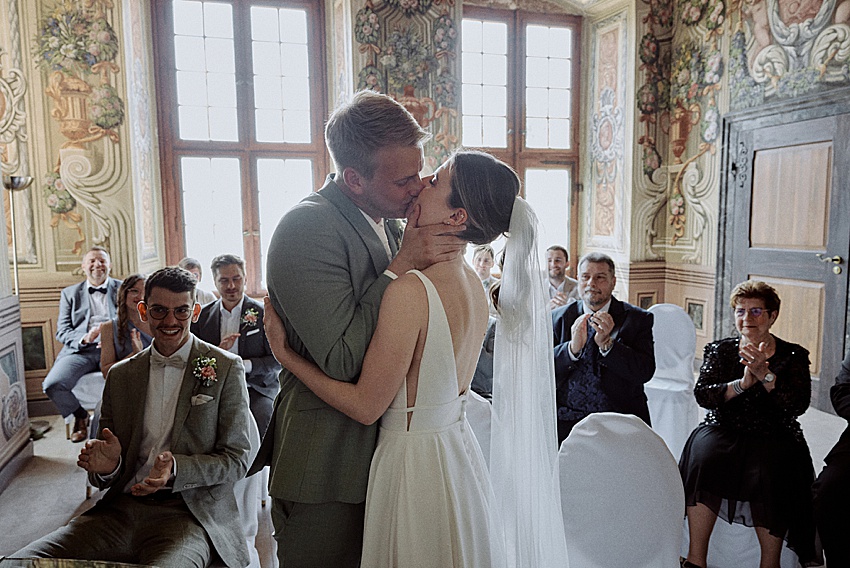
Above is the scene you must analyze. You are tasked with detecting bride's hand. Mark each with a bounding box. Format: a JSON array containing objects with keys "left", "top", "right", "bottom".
[{"left": 263, "top": 296, "right": 292, "bottom": 365}]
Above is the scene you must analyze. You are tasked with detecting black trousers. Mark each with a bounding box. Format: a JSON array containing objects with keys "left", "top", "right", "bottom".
[{"left": 812, "top": 447, "right": 850, "bottom": 566}]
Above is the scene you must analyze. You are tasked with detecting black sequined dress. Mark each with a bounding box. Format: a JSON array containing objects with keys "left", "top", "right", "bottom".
[{"left": 679, "top": 336, "right": 822, "bottom": 566}]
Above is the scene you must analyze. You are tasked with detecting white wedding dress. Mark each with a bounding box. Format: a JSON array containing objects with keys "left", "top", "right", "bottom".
[{"left": 360, "top": 270, "right": 507, "bottom": 568}]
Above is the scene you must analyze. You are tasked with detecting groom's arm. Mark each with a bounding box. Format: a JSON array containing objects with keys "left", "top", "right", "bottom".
[{"left": 267, "top": 203, "right": 391, "bottom": 383}]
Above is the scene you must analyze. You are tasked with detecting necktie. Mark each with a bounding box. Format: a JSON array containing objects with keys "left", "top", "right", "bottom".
[
  {"left": 150, "top": 351, "right": 185, "bottom": 369},
  {"left": 89, "top": 286, "right": 106, "bottom": 294}
]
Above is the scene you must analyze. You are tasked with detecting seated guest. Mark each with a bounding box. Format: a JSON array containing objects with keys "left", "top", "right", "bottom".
[
  {"left": 192, "top": 254, "right": 280, "bottom": 437},
  {"left": 471, "top": 317, "right": 496, "bottom": 400},
  {"left": 99, "top": 273, "right": 152, "bottom": 376},
  {"left": 44, "top": 246, "right": 121, "bottom": 443},
  {"left": 679, "top": 280, "right": 821, "bottom": 568},
  {"left": 547, "top": 244, "right": 579, "bottom": 311},
  {"left": 472, "top": 244, "right": 497, "bottom": 291},
  {"left": 178, "top": 257, "right": 217, "bottom": 305},
  {"left": 14, "top": 267, "right": 252, "bottom": 568},
  {"left": 552, "top": 252, "right": 655, "bottom": 443},
  {"left": 813, "top": 349, "right": 850, "bottom": 566}
]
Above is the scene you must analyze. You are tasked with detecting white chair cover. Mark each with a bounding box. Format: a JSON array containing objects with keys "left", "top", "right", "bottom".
[
  {"left": 645, "top": 304, "right": 700, "bottom": 460},
  {"left": 233, "top": 412, "right": 262, "bottom": 568},
  {"left": 465, "top": 390, "right": 492, "bottom": 467},
  {"left": 559, "top": 413, "right": 684, "bottom": 568},
  {"left": 681, "top": 517, "right": 800, "bottom": 568}
]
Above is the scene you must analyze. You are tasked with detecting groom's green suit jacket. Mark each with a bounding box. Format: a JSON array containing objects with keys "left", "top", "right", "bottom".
[{"left": 251, "top": 176, "right": 401, "bottom": 504}]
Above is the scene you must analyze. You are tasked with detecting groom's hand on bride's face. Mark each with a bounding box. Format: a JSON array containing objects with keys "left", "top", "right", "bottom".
[{"left": 389, "top": 205, "right": 466, "bottom": 273}]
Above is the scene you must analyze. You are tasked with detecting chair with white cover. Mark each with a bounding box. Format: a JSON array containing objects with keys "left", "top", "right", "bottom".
[
  {"left": 233, "top": 412, "right": 263, "bottom": 568},
  {"left": 64, "top": 371, "right": 105, "bottom": 439},
  {"left": 645, "top": 303, "right": 700, "bottom": 461},
  {"left": 465, "top": 390, "right": 492, "bottom": 467},
  {"left": 559, "top": 412, "right": 685, "bottom": 568}
]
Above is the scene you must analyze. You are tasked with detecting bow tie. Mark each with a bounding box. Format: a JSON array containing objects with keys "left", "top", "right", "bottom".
[
  {"left": 88, "top": 286, "right": 107, "bottom": 294},
  {"left": 151, "top": 351, "right": 185, "bottom": 369}
]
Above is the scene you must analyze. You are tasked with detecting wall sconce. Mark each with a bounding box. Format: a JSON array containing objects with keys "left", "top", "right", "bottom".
[{"left": 1, "top": 172, "right": 33, "bottom": 295}]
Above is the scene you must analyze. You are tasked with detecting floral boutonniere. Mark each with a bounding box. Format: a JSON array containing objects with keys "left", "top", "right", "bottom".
[
  {"left": 241, "top": 308, "right": 259, "bottom": 328},
  {"left": 193, "top": 356, "right": 218, "bottom": 387}
]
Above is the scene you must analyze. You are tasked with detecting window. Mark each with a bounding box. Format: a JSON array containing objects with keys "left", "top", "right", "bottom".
[
  {"left": 462, "top": 8, "right": 580, "bottom": 262},
  {"left": 153, "top": 0, "right": 328, "bottom": 293}
]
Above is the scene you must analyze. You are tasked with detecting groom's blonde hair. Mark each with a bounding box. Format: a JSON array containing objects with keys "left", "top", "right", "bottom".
[{"left": 325, "top": 90, "right": 429, "bottom": 179}]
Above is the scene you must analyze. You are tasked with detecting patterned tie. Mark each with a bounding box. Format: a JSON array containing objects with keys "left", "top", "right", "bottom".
[{"left": 150, "top": 351, "right": 185, "bottom": 369}]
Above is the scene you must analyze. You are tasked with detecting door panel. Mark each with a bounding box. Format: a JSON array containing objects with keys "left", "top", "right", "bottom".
[{"left": 728, "top": 112, "right": 850, "bottom": 411}]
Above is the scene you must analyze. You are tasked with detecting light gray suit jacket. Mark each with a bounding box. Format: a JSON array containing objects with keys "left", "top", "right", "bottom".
[
  {"left": 56, "top": 277, "right": 121, "bottom": 353},
  {"left": 93, "top": 336, "right": 251, "bottom": 568},
  {"left": 251, "top": 175, "right": 401, "bottom": 504}
]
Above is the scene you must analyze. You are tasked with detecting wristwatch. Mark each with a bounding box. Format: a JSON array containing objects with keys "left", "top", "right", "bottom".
[{"left": 762, "top": 372, "right": 776, "bottom": 383}]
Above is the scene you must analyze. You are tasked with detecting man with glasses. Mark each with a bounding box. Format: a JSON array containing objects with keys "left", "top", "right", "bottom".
[
  {"left": 552, "top": 252, "right": 656, "bottom": 443},
  {"left": 16, "top": 267, "right": 252, "bottom": 568},
  {"left": 44, "top": 246, "right": 122, "bottom": 443},
  {"left": 192, "top": 253, "right": 280, "bottom": 437}
]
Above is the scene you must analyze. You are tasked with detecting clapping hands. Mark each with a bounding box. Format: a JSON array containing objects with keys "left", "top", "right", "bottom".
[{"left": 78, "top": 427, "right": 121, "bottom": 474}]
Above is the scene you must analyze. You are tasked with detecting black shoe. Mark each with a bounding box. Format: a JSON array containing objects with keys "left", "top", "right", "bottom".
[{"left": 680, "top": 560, "right": 705, "bottom": 568}]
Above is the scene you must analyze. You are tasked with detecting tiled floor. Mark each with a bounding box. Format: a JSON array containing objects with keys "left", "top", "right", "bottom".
[{"left": 0, "top": 408, "right": 845, "bottom": 565}]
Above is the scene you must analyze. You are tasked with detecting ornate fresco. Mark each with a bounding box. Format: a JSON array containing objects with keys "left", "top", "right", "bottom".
[
  {"left": 587, "top": 11, "right": 627, "bottom": 251},
  {"left": 352, "top": 0, "right": 460, "bottom": 170}
]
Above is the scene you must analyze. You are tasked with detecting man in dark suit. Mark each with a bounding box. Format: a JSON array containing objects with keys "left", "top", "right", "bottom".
[
  {"left": 250, "top": 90, "right": 465, "bottom": 567},
  {"left": 44, "top": 246, "right": 121, "bottom": 442},
  {"left": 552, "top": 252, "right": 655, "bottom": 444},
  {"left": 16, "top": 267, "right": 251, "bottom": 568},
  {"left": 812, "top": 350, "right": 850, "bottom": 565},
  {"left": 192, "top": 253, "right": 280, "bottom": 437}
]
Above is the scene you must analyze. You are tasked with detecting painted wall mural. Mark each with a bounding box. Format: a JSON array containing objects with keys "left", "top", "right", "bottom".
[
  {"left": 353, "top": 0, "right": 460, "bottom": 169},
  {"left": 32, "top": 0, "right": 125, "bottom": 255},
  {"left": 587, "top": 11, "right": 628, "bottom": 251},
  {"left": 730, "top": 0, "right": 850, "bottom": 109}
]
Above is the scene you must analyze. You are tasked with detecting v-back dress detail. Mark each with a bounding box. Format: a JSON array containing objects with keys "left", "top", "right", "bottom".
[{"left": 360, "top": 270, "right": 506, "bottom": 568}]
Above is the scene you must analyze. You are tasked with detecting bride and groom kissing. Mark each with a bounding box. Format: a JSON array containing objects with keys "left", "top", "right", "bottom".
[{"left": 250, "top": 90, "right": 568, "bottom": 567}]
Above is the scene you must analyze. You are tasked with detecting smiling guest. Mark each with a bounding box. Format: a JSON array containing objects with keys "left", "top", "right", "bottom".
[
  {"left": 192, "top": 254, "right": 280, "bottom": 436},
  {"left": 678, "top": 280, "right": 821, "bottom": 568},
  {"left": 551, "top": 252, "right": 655, "bottom": 443},
  {"left": 16, "top": 266, "right": 252, "bottom": 568}
]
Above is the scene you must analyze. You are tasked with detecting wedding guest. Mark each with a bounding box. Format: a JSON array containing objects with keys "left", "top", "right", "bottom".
[
  {"left": 178, "top": 257, "right": 217, "bottom": 305},
  {"left": 679, "top": 280, "right": 821, "bottom": 568},
  {"left": 15, "top": 267, "right": 252, "bottom": 568},
  {"left": 547, "top": 245, "right": 579, "bottom": 310},
  {"left": 44, "top": 246, "right": 121, "bottom": 443},
  {"left": 99, "top": 274, "right": 152, "bottom": 376},
  {"left": 812, "top": 349, "right": 850, "bottom": 565},
  {"left": 473, "top": 244, "right": 497, "bottom": 291}
]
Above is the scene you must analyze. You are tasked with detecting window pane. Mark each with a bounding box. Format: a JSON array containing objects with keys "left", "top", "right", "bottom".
[
  {"left": 205, "top": 38, "right": 235, "bottom": 73},
  {"left": 281, "top": 44, "right": 310, "bottom": 78},
  {"left": 257, "top": 158, "right": 314, "bottom": 288},
  {"left": 549, "top": 118, "right": 570, "bottom": 148},
  {"left": 524, "top": 23, "right": 574, "bottom": 150},
  {"left": 178, "top": 106, "right": 209, "bottom": 140},
  {"left": 208, "top": 106, "right": 238, "bottom": 141},
  {"left": 549, "top": 88, "right": 570, "bottom": 119},
  {"left": 482, "top": 54, "right": 506, "bottom": 85},
  {"left": 181, "top": 156, "right": 244, "bottom": 276},
  {"left": 203, "top": 2, "right": 233, "bottom": 39},
  {"left": 254, "top": 75, "right": 283, "bottom": 109},
  {"left": 255, "top": 109, "right": 284, "bottom": 142},
  {"left": 462, "top": 52, "right": 483, "bottom": 84},
  {"left": 549, "top": 58, "right": 571, "bottom": 89},
  {"left": 526, "top": 57, "right": 548, "bottom": 88},
  {"left": 253, "top": 42, "right": 282, "bottom": 76},
  {"left": 526, "top": 117, "right": 547, "bottom": 148},
  {"left": 549, "top": 27, "right": 572, "bottom": 57},
  {"left": 207, "top": 72, "right": 237, "bottom": 108},
  {"left": 462, "top": 83, "right": 482, "bottom": 115},
  {"left": 175, "top": 36, "right": 206, "bottom": 71},
  {"left": 526, "top": 25, "right": 549, "bottom": 57},
  {"left": 283, "top": 110, "right": 311, "bottom": 143},
  {"left": 251, "top": 7, "right": 279, "bottom": 41},
  {"left": 280, "top": 9, "right": 308, "bottom": 44},
  {"left": 481, "top": 85, "right": 506, "bottom": 117},
  {"left": 282, "top": 77, "right": 310, "bottom": 111},
  {"left": 526, "top": 87, "right": 547, "bottom": 118},
  {"left": 462, "top": 19, "right": 482, "bottom": 52},
  {"left": 462, "top": 115, "right": 482, "bottom": 147},
  {"left": 524, "top": 168, "right": 570, "bottom": 258},
  {"left": 482, "top": 22, "right": 507, "bottom": 54},
  {"left": 177, "top": 71, "right": 208, "bottom": 106},
  {"left": 482, "top": 116, "right": 506, "bottom": 147},
  {"left": 173, "top": 1, "right": 204, "bottom": 37}
]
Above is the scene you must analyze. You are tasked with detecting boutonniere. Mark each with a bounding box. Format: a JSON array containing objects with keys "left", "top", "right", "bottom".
[
  {"left": 241, "top": 308, "right": 259, "bottom": 328},
  {"left": 192, "top": 356, "right": 218, "bottom": 387}
]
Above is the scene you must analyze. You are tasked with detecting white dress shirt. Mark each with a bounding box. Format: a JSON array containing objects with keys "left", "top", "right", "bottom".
[
  {"left": 86, "top": 281, "right": 112, "bottom": 341},
  {"left": 361, "top": 211, "right": 393, "bottom": 261},
  {"left": 219, "top": 297, "right": 252, "bottom": 373}
]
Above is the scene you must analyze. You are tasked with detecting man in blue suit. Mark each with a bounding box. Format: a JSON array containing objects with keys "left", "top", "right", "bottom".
[
  {"left": 192, "top": 253, "right": 280, "bottom": 437},
  {"left": 44, "top": 246, "right": 121, "bottom": 442},
  {"left": 552, "top": 252, "right": 655, "bottom": 444}
]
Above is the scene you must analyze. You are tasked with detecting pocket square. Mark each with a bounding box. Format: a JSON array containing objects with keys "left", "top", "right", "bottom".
[
  {"left": 191, "top": 394, "right": 214, "bottom": 406},
  {"left": 246, "top": 329, "right": 260, "bottom": 336}
]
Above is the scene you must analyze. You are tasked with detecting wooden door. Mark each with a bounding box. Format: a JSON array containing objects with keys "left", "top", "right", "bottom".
[{"left": 719, "top": 91, "right": 850, "bottom": 412}]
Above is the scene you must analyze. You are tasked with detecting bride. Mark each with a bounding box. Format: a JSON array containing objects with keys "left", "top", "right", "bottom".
[{"left": 264, "top": 149, "right": 567, "bottom": 567}]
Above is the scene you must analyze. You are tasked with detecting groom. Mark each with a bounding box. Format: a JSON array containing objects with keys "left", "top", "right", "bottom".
[{"left": 251, "top": 90, "right": 465, "bottom": 567}]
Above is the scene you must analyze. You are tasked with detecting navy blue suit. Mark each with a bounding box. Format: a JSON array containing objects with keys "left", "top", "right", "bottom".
[{"left": 552, "top": 297, "right": 655, "bottom": 442}]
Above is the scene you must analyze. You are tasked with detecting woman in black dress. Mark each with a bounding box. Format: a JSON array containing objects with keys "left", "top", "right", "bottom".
[{"left": 679, "top": 280, "right": 821, "bottom": 568}]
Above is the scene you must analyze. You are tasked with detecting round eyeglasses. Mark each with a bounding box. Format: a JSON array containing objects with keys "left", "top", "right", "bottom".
[{"left": 144, "top": 305, "right": 193, "bottom": 320}]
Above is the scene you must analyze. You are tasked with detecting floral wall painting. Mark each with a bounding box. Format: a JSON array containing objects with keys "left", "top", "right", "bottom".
[
  {"left": 33, "top": 0, "right": 126, "bottom": 255},
  {"left": 588, "top": 13, "right": 627, "bottom": 248},
  {"left": 353, "top": 0, "right": 459, "bottom": 169},
  {"left": 731, "top": 0, "right": 850, "bottom": 109}
]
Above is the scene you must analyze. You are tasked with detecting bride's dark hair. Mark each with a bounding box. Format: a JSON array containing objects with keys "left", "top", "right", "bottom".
[{"left": 448, "top": 150, "right": 520, "bottom": 245}]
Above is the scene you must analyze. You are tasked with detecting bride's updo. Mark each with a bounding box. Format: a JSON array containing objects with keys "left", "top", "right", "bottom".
[{"left": 449, "top": 150, "right": 520, "bottom": 245}]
